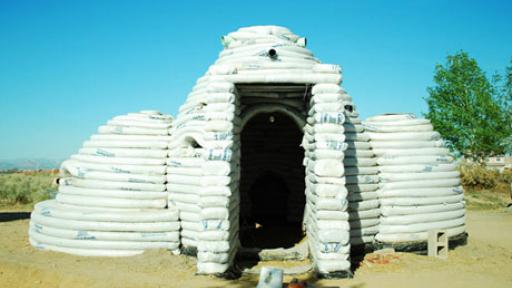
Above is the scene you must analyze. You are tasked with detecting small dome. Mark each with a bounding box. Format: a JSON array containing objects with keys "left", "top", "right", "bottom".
[{"left": 29, "top": 111, "right": 180, "bottom": 256}]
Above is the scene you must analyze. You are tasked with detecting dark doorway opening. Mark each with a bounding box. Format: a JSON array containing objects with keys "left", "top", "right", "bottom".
[{"left": 239, "top": 112, "right": 305, "bottom": 249}]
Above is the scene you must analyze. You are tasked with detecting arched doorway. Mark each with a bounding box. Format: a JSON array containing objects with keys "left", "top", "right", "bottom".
[{"left": 239, "top": 112, "right": 306, "bottom": 249}]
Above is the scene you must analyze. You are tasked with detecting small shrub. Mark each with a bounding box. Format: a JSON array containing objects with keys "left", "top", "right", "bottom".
[
  {"left": 459, "top": 162, "right": 499, "bottom": 189},
  {"left": 0, "top": 171, "right": 57, "bottom": 207},
  {"left": 498, "top": 168, "right": 512, "bottom": 184}
]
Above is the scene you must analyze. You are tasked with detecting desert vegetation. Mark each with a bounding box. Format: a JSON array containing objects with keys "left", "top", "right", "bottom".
[
  {"left": 0, "top": 170, "right": 58, "bottom": 208},
  {"left": 460, "top": 162, "right": 512, "bottom": 209}
]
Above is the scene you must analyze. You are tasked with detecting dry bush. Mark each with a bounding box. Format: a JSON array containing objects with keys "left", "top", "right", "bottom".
[
  {"left": 0, "top": 171, "right": 57, "bottom": 207},
  {"left": 460, "top": 162, "right": 511, "bottom": 209},
  {"left": 499, "top": 168, "right": 512, "bottom": 184},
  {"left": 459, "top": 162, "right": 500, "bottom": 189}
]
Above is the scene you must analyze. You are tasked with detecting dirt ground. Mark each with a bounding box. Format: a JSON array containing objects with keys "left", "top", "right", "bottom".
[{"left": 1, "top": 210, "right": 511, "bottom": 288}]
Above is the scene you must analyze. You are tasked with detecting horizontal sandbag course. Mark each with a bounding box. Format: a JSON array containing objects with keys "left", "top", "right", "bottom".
[
  {"left": 29, "top": 110, "right": 181, "bottom": 256},
  {"left": 364, "top": 113, "right": 466, "bottom": 244}
]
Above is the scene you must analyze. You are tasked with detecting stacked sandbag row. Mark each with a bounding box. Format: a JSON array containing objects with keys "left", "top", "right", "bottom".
[
  {"left": 29, "top": 111, "right": 181, "bottom": 256},
  {"left": 339, "top": 92, "right": 380, "bottom": 246},
  {"left": 168, "top": 77, "right": 241, "bottom": 273},
  {"left": 197, "top": 81, "right": 241, "bottom": 274},
  {"left": 364, "top": 114, "right": 466, "bottom": 244},
  {"left": 303, "top": 83, "right": 350, "bottom": 275},
  {"left": 167, "top": 146, "right": 204, "bottom": 250},
  {"left": 209, "top": 26, "right": 341, "bottom": 85}
]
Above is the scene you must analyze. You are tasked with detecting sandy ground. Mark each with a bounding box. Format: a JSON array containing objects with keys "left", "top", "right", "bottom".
[{"left": 1, "top": 210, "right": 511, "bottom": 288}]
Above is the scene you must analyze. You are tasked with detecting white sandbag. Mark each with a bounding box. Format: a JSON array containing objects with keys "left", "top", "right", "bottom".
[
  {"left": 306, "top": 149, "right": 344, "bottom": 160},
  {"left": 344, "top": 149, "right": 374, "bottom": 158},
  {"left": 375, "top": 225, "right": 466, "bottom": 243},
  {"left": 379, "top": 216, "right": 465, "bottom": 234},
  {"left": 378, "top": 187, "right": 463, "bottom": 198},
  {"left": 168, "top": 193, "right": 200, "bottom": 204},
  {"left": 313, "top": 219, "right": 351, "bottom": 230},
  {"left": 308, "top": 160, "right": 344, "bottom": 177},
  {"left": 29, "top": 229, "right": 179, "bottom": 250},
  {"left": 377, "top": 155, "right": 454, "bottom": 166},
  {"left": 315, "top": 260, "right": 351, "bottom": 273},
  {"left": 98, "top": 125, "right": 169, "bottom": 136},
  {"left": 381, "top": 202, "right": 465, "bottom": 216},
  {"left": 179, "top": 211, "right": 201, "bottom": 222},
  {"left": 56, "top": 194, "right": 167, "bottom": 209},
  {"left": 345, "top": 166, "right": 379, "bottom": 176},
  {"left": 61, "top": 177, "right": 166, "bottom": 192},
  {"left": 366, "top": 114, "right": 416, "bottom": 122},
  {"left": 368, "top": 139, "right": 445, "bottom": 149},
  {"left": 349, "top": 220, "right": 380, "bottom": 231},
  {"left": 79, "top": 147, "right": 168, "bottom": 159},
  {"left": 304, "top": 132, "right": 345, "bottom": 143},
  {"left": 379, "top": 171, "right": 460, "bottom": 182},
  {"left": 317, "top": 230, "right": 350, "bottom": 243},
  {"left": 167, "top": 157, "right": 204, "bottom": 168},
  {"left": 202, "top": 161, "right": 237, "bottom": 176},
  {"left": 90, "top": 134, "right": 172, "bottom": 142},
  {"left": 348, "top": 199, "right": 379, "bottom": 211},
  {"left": 59, "top": 185, "right": 167, "bottom": 200},
  {"left": 197, "top": 251, "right": 231, "bottom": 263},
  {"left": 372, "top": 147, "right": 450, "bottom": 157},
  {"left": 307, "top": 173, "right": 346, "bottom": 185},
  {"left": 31, "top": 223, "right": 179, "bottom": 242},
  {"left": 167, "top": 166, "right": 202, "bottom": 176},
  {"left": 62, "top": 168, "right": 166, "bottom": 184},
  {"left": 29, "top": 239, "right": 144, "bottom": 257},
  {"left": 197, "top": 262, "right": 231, "bottom": 274},
  {"left": 166, "top": 183, "right": 200, "bottom": 194},
  {"left": 347, "top": 191, "right": 379, "bottom": 202},
  {"left": 346, "top": 183, "right": 379, "bottom": 193},
  {"left": 380, "top": 209, "right": 465, "bottom": 225},
  {"left": 60, "top": 159, "right": 166, "bottom": 175},
  {"left": 307, "top": 182, "right": 348, "bottom": 198},
  {"left": 34, "top": 200, "right": 178, "bottom": 222},
  {"left": 83, "top": 140, "right": 168, "bottom": 149},
  {"left": 71, "top": 154, "right": 167, "bottom": 166},
  {"left": 312, "top": 83, "right": 343, "bottom": 94},
  {"left": 364, "top": 123, "right": 433, "bottom": 133},
  {"left": 349, "top": 208, "right": 380, "bottom": 220},
  {"left": 379, "top": 194, "right": 464, "bottom": 206},
  {"left": 378, "top": 162, "right": 458, "bottom": 173},
  {"left": 345, "top": 175, "right": 379, "bottom": 184},
  {"left": 107, "top": 119, "right": 172, "bottom": 129},
  {"left": 31, "top": 213, "right": 180, "bottom": 232},
  {"left": 379, "top": 178, "right": 460, "bottom": 190},
  {"left": 343, "top": 157, "right": 377, "bottom": 167},
  {"left": 367, "top": 131, "right": 440, "bottom": 142}
]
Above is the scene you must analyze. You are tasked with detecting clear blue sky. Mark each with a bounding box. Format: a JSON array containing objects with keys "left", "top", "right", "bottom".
[{"left": 1, "top": 0, "right": 511, "bottom": 160}]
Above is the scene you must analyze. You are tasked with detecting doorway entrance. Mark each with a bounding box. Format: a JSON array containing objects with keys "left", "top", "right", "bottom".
[{"left": 239, "top": 112, "right": 306, "bottom": 249}]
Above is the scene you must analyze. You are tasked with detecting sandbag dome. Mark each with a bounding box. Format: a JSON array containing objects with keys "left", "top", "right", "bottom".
[
  {"left": 168, "top": 25, "right": 352, "bottom": 276},
  {"left": 364, "top": 114, "right": 466, "bottom": 244},
  {"left": 29, "top": 110, "right": 181, "bottom": 256}
]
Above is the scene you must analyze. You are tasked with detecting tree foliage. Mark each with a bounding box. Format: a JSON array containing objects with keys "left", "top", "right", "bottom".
[
  {"left": 425, "top": 51, "right": 511, "bottom": 161},
  {"left": 493, "top": 58, "right": 512, "bottom": 153}
]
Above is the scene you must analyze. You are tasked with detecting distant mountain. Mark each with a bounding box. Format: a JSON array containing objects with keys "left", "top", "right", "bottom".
[{"left": 0, "top": 158, "right": 63, "bottom": 171}]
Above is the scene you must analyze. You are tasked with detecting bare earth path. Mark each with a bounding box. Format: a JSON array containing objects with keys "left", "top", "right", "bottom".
[{"left": 1, "top": 210, "right": 511, "bottom": 288}]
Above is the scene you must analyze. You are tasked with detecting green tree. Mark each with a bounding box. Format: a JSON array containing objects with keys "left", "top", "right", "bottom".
[
  {"left": 493, "top": 58, "right": 512, "bottom": 153},
  {"left": 425, "top": 51, "right": 510, "bottom": 161}
]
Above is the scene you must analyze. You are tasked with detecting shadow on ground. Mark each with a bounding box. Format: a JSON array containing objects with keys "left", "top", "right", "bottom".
[{"left": 0, "top": 212, "right": 30, "bottom": 222}]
